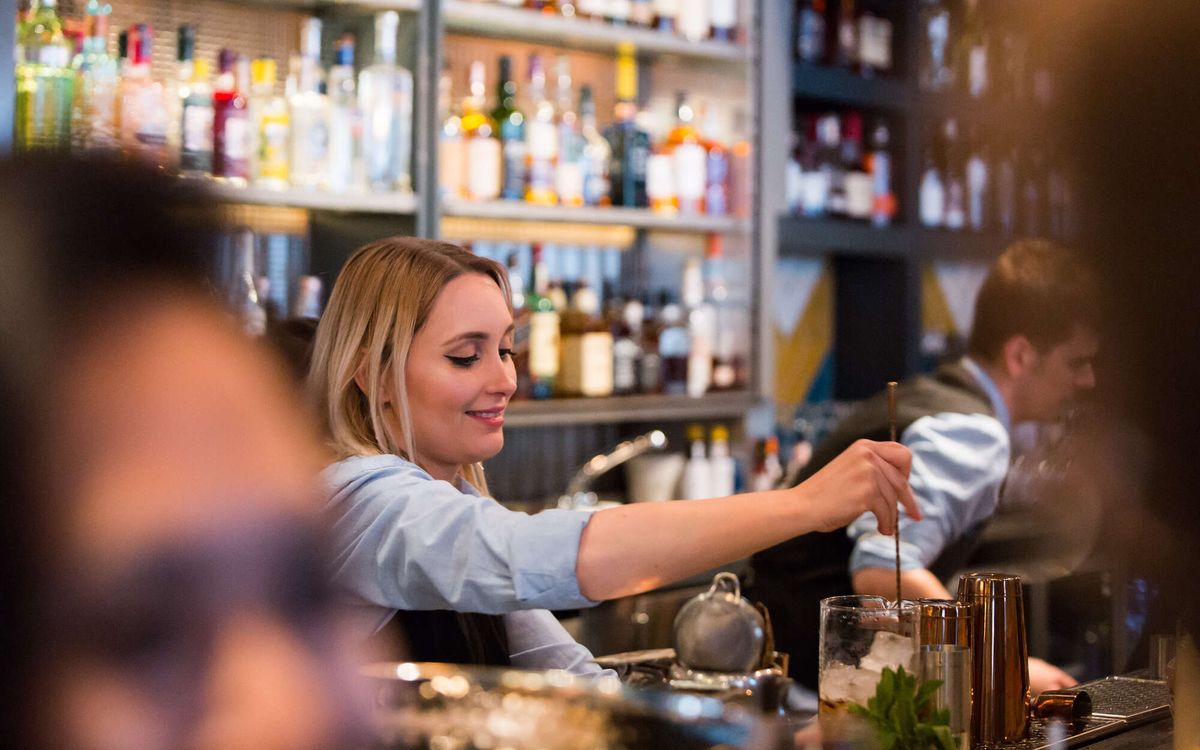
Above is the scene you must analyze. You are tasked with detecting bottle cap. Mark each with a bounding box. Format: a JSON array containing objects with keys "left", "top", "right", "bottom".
[
  {"left": 710, "top": 424, "right": 729, "bottom": 443},
  {"left": 687, "top": 424, "right": 706, "bottom": 443},
  {"left": 334, "top": 34, "right": 355, "bottom": 66},
  {"left": 251, "top": 57, "right": 277, "bottom": 86}
]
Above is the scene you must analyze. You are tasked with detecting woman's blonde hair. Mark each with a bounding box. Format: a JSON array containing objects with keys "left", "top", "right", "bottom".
[{"left": 308, "top": 237, "right": 511, "bottom": 491}]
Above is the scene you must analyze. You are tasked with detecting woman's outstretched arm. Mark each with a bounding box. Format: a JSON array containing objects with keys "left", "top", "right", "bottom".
[{"left": 575, "top": 439, "right": 917, "bottom": 601}]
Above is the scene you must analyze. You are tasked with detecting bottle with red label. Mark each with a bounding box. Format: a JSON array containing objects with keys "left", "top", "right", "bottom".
[{"left": 212, "top": 49, "right": 251, "bottom": 185}]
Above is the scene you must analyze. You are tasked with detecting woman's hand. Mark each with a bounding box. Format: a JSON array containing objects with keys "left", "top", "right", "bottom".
[{"left": 791, "top": 440, "right": 920, "bottom": 534}]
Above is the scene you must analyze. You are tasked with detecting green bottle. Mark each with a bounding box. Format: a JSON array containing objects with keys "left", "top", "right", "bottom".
[{"left": 15, "top": 0, "right": 75, "bottom": 151}]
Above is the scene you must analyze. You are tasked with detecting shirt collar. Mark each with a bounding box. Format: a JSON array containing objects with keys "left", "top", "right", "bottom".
[{"left": 961, "top": 356, "right": 1011, "bottom": 432}]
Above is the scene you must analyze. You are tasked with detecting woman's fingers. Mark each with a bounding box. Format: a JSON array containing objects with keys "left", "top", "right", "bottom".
[
  {"left": 867, "top": 452, "right": 900, "bottom": 535},
  {"left": 863, "top": 441, "right": 921, "bottom": 522}
]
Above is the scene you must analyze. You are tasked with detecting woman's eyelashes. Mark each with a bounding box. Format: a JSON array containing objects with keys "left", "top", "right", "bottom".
[{"left": 445, "top": 346, "right": 513, "bottom": 368}]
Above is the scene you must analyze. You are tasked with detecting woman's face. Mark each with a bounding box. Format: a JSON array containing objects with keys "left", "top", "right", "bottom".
[{"left": 403, "top": 273, "right": 517, "bottom": 482}]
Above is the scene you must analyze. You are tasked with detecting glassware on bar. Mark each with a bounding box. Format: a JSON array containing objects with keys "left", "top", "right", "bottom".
[{"left": 818, "top": 595, "right": 917, "bottom": 732}]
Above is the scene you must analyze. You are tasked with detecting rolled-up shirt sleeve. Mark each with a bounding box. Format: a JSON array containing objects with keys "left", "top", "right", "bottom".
[
  {"left": 323, "top": 456, "right": 597, "bottom": 618},
  {"left": 848, "top": 412, "right": 1010, "bottom": 574},
  {"left": 503, "top": 610, "right": 617, "bottom": 678}
]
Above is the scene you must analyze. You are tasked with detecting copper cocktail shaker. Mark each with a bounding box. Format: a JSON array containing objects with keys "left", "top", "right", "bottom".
[{"left": 958, "top": 573, "right": 1030, "bottom": 745}]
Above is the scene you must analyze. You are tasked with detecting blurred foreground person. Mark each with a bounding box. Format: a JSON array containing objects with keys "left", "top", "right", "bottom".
[
  {"left": 0, "top": 156, "right": 367, "bottom": 750},
  {"left": 1050, "top": 0, "right": 1200, "bottom": 719}
]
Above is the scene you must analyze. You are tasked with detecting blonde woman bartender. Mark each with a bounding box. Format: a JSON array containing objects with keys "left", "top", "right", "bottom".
[{"left": 309, "top": 237, "right": 919, "bottom": 675}]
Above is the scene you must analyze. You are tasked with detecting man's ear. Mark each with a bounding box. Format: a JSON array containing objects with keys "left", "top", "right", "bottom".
[{"left": 1001, "top": 334, "right": 1038, "bottom": 378}]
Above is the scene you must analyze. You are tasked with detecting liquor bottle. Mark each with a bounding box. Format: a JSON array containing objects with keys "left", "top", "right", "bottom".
[
  {"left": 965, "top": 124, "right": 990, "bottom": 232},
  {"left": 118, "top": 24, "right": 169, "bottom": 166},
  {"left": 796, "top": 0, "right": 826, "bottom": 64},
  {"left": 559, "top": 279, "right": 614, "bottom": 397},
  {"left": 630, "top": 0, "right": 655, "bottom": 28},
  {"left": 527, "top": 0, "right": 557, "bottom": 14},
  {"left": 71, "top": 1, "right": 119, "bottom": 153},
  {"left": 178, "top": 57, "right": 214, "bottom": 177},
  {"left": 508, "top": 251, "right": 533, "bottom": 399},
  {"left": 856, "top": 3, "right": 893, "bottom": 76},
  {"left": 231, "top": 228, "right": 267, "bottom": 338},
  {"left": 577, "top": 0, "right": 605, "bottom": 20},
  {"left": 833, "top": 0, "right": 858, "bottom": 69},
  {"left": 524, "top": 54, "right": 559, "bottom": 206},
  {"left": 677, "top": 0, "right": 711, "bottom": 43},
  {"left": 438, "top": 66, "right": 465, "bottom": 198},
  {"left": 709, "top": 0, "right": 737, "bottom": 42},
  {"left": 815, "top": 112, "right": 843, "bottom": 216},
  {"left": 638, "top": 294, "right": 664, "bottom": 394},
  {"left": 460, "top": 60, "right": 502, "bottom": 202},
  {"left": 213, "top": 49, "right": 251, "bottom": 184},
  {"left": 167, "top": 25, "right": 196, "bottom": 165},
  {"left": 291, "top": 275, "right": 324, "bottom": 321},
  {"left": 994, "top": 137, "right": 1017, "bottom": 236},
  {"left": 941, "top": 118, "right": 966, "bottom": 230},
  {"left": 610, "top": 295, "right": 643, "bottom": 395},
  {"left": 14, "top": 0, "right": 74, "bottom": 152},
  {"left": 654, "top": 0, "right": 680, "bottom": 33},
  {"left": 750, "top": 436, "right": 783, "bottom": 491},
  {"left": 841, "top": 111, "right": 872, "bottom": 220},
  {"left": 708, "top": 424, "right": 736, "bottom": 497},
  {"left": 526, "top": 244, "right": 560, "bottom": 400},
  {"left": 658, "top": 291, "right": 689, "bottom": 396},
  {"left": 608, "top": 0, "right": 633, "bottom": 25},
  {"left": 706, "top": 235, "right": 739, "bottom": 390},
  {"left": 359, "top": 11, "right": 414, "bottom": 192},
  {"left": 867, "top": 118, "right": 896, "bottom": 227},
  {"left": 665, "top": 92, "right": 707, "bottom": 215},
  {"left": 578, "top": 85, "right": 612, "bottom": 207},
  {"left": 957, "top": 0, "right": 989, "bottom": 99},
  {"left": 603, "top": 47, "right": 651, "bottom": 208},
  {"left": 491, "top": 55, "right": 527, "bottom": 201},
  {"left": 729, "top": 109, "right": 752, "bottom": 218},
  {"left": 680, "top": 424, "right": 711, "bottom": 500},
  {"left": 289, "top": 18, "right": 331, "bottom": 190},
  {"left": 1021, "top": 146, "right": 1046, "bottom": 237},
  {"left": 327, "top": 34, "right": 361, "bottom": 192},
  {"left": 918, "top": 0, "right": 953, "bottom": 93},
  {"left": 681, "top": 257, "right": 713, "bottom": 397},
  {"left": 250, "top": 57, "right": 289, "bottom": 190},
  {"left": 918, "top": 127, "right": 945, "bottom": 228},
  {"left": 700, "top": 104, "right": 729, "bottom": 216},
  {"left": 554, "top": 56, "right": 584, "bottom": 207}
]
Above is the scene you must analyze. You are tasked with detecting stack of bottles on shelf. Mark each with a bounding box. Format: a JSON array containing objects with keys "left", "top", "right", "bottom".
[
  {"left": 219, "top": 226, "right": 322, "bottom": 339},
  {"left": 474, "top": 0, "right": 741, "bottom": 44},
  {"left": 785, "top": 109, "right": 896, "bottom": 226},
  {"left": 465, "top": 236, "right": 747, "bottom": 401},
  {"left": 676, "top": 428, "right": 784, "bottom": 499},
  {"left": 13, "top": 2, "right": 415, "bottom": 196},
  {"left": 917, "top": 0, "right": 1053, "bottom": 104},
  {"left": 440, "top": 47, "right": 751, "bottom": 219},
  {"left": 795, "top": 0, "right": 894, "bottom": 78},
  {"left": 918, "top": 116, "right": 1073, "bottom": 239}
]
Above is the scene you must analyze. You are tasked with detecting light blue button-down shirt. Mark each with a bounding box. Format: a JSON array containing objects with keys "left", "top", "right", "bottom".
[
  {"left": 322, "top": 454, "right": 611, "bottom": 676},
  {"left": 848, "top": 358, "right": 1012, "bottom": 574}
]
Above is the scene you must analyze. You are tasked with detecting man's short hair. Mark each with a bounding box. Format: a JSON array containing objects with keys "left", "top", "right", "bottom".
[{"left": 968, "top": 239, "right": 1099, "bottom": 362}]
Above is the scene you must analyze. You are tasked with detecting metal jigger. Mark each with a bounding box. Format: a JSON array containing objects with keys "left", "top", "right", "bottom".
[
  {"left": 917, "top": 600, "right": 973, "bottom": 748},
  {"left": 958, "top": 573, "right": 1030, "bottom": 745}
]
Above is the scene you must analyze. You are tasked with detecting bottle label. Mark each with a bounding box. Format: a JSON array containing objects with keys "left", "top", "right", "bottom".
[
  {"left": 646, "top": 153, "right": 676, "bottom": 201},
  {"left": 579, "top": 332, "right": 614, "bottom": 396},
  {"left": 223, "top": 114, "right": 250, "bottom": 161},
  {"left": 501, "top": 139, "right": 528, "bottom": 199},
  {"left": 844, "top": 171, "right": 873, "bottom": 219},
  {"left": 527, "top": 120, "right": 558, "bottom": 161},
  {"left": 466, "top": 137, "right": 502, "bottom": 201},
  {"left": 439, "top": 135, "right": 465, "bottom": 197},
  {"left": 181, "top": 103, "right": 214, "bottom": 171},
  {"left": 613, "top": 338, "right": 640, "bottom": 392},
  {"left": 528, "top": 311, "right": 561, "bottom": 378},
  {"left": 555, "top": 161, "right": 584, "bottom": 206},
  {"left": 258, "top": 117, "right": 290, "bottom": 182},
  {"left": 653, "top": 0, "right": 680, "bottom": 17},
  {"left": 858, "top": 15, "right": 893, "bottom": 70},
  {"left": 709, "top": 0, "right": 737, "bottom": 29}
]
